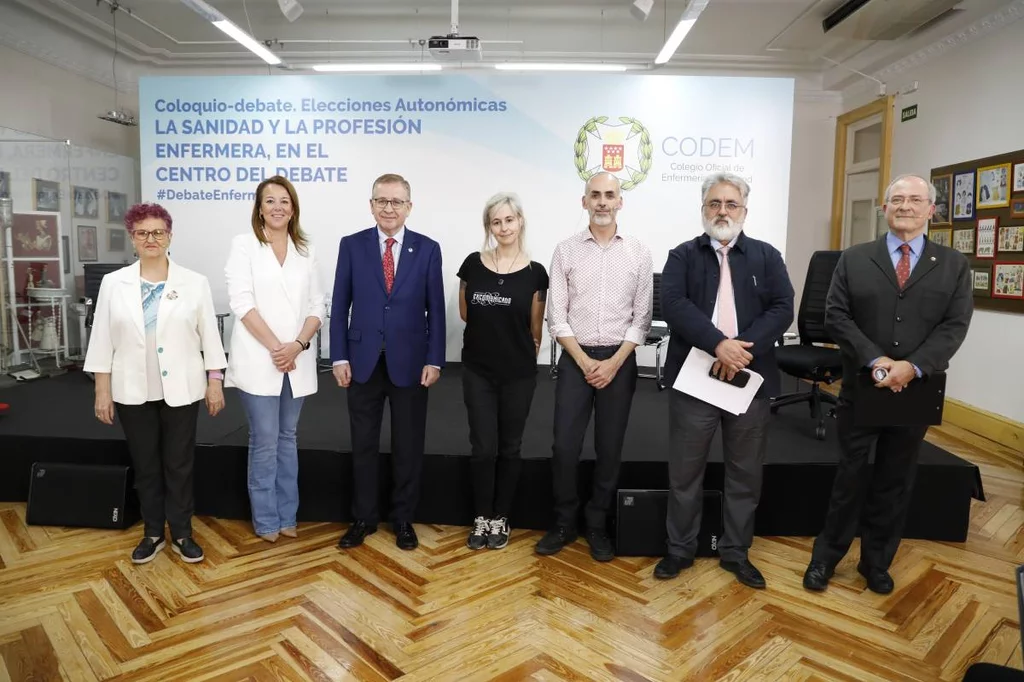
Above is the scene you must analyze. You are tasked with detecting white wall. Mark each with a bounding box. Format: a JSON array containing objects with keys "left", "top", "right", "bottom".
[
  {"left": 0, "top": 45, "right": 139, "bottom": 159},
  {"left": 844, "top": 19, "right": 1024, "bottom": 423}
]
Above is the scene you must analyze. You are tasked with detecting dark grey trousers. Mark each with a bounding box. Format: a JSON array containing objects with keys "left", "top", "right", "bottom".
[{"left": 666, "top": 391, "right": 769, "bottom": 562}]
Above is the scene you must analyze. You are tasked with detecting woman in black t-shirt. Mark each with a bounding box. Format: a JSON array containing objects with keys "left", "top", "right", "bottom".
[{"left": 458, "top": 192, "right": 548, "bottom": 551}]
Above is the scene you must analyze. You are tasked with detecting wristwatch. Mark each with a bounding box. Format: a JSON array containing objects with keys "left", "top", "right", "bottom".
[{"left": 295, "top": 338, "right": 311, "bottom": 351}]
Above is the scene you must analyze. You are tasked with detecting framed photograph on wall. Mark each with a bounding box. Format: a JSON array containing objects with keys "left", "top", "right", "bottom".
[
  {"left": 1012, "top": 198, "right": 1024, "bottom": 219},
  {"left": 953, "top": 170, "right": 975, "bottom": 220},
  {"left": 1013, "top": 162, "right": 1024, "bottom": 194},
  {"left": 108, "top": 227, "right": 126, "bottom": 252},
  {"left": 928, "top": 228, "right": 952, "bottom": 248},
  {"left": 33, "top": 178, "right": 61, "bottom": 212},
  {"left": 970, "top": 265, "right": 991, "bottom": 297},
  {"left": 107, "top": 191, "right": 127, "bottom": 223},
  {"left": 952, "top": 227, "right": 975, "bottom": 254},
  {"left": 73, "top": 186, "right": 100, "bottom": 219},
  {"left": 931, "top": 173, "right": 952, "bottom": 225},
  {"left": 975, "top": 217, "right": 997, "bottom": 258},
  {"left": 0, "top": 170, "right": 10, "bottom": 198},
  {"left": 998, "top": 225, "right": 1024, "bottom": 253},
  {"left": 977, "top": 163, "right": 1011, "bottom": 209},
  {"left": 992, "top": 262, "right": 1024, "bottom": 299},
  {"left": 77, "top": 225, "right": 98, "bottom": 262},
  {"left": 11, "top": 213, "right": 59, "bottom": 259}
]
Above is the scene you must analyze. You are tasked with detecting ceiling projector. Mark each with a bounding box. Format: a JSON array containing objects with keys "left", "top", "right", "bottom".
[{"left": 428, "top": 35, "right": 482, "bottom": 60}]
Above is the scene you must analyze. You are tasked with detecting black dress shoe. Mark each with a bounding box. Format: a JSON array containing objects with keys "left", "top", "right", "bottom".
[
  {"left": 394, "top": 522, "right": 418, "bottom": 550},
  {"left": 857, "top": 562, "right": 894, "bottom": 594},
  {"left": 338, "top": 521, "right": 377, "bottom": 549},
  {"left": 584, "top": 528, "right": 615, "bottom": 562},
  {"left": 720, "top": 558, "right": 766, "bottom": 589},
  {"left": 803, "top": 560, "right": 834, "bottom": 591},
  {"left": 654, "top": 555, "right": 693, "bottom": 579},
  {"left": 535, "top": 526, "right": 577, "bottom": 555}
]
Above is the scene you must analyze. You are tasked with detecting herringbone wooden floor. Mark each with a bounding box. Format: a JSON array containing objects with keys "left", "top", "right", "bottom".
[{"left": 1, "top": 422, "right": 1021, "bottom": 681}]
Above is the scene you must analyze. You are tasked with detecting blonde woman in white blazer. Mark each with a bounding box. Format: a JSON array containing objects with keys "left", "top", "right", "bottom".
[
  {"left": 84, "top": 202, "right": 227, "bottom": 565},
  {"left": 225, "top": 175, "right": 325, "bottom": 542}
]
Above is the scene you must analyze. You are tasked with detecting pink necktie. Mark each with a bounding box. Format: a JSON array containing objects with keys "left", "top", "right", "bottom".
[
  {"left": 383, "top": 237, "right": 396, "bottom": 294},
  {"left": 717, "top": 246, "right": 737, "bottom": 338},
  {"left": 896, "top": 243, "right": 911, "bottom": 289}
]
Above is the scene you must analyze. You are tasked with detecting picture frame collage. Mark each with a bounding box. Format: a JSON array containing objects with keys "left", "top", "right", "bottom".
[
  {"left": 21, "top": 179, "right": 130, "bottom": 264},
  {"left": 931, "top": 149, "right": 1024, "bottom": 309}
]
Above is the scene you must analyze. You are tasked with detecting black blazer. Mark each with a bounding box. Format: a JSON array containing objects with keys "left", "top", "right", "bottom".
[
  {"left": 660, "top": 231, "right": 795, "bottom": 398},
  {"left": 825, "top": 234, "right": 973, "bottom": 400}
]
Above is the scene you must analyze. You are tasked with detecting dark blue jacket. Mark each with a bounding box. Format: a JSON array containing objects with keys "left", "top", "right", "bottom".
[
  {"left": 660, "top": 231, "right": 794, "bottom": 398},
  {"left": 330, "top": 227, "right": 446, "bottom": 387}
]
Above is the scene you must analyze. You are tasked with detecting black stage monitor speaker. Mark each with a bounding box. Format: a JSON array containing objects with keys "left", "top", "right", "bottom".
[
  {"left": 27, "top": 462, "right": 139, "bottom": 529},
  {"left": 616, "top": 489, "right": 723, "bottom": 557}
]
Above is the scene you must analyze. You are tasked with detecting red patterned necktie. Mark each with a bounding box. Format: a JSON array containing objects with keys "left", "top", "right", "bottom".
[
  {"left": 896, "top": 243, "right": 911, "bottom": 289},
  {"left": 383, "top": 237, "right": 396, "bottom": 294}
]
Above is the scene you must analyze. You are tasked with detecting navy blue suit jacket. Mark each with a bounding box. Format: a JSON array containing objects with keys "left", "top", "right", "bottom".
[
  {"left": 330, "top": 226, "right": 446, "bottom": 387},
  {"left": 660, "top": 231, "right": 794, "bottom": 398}
]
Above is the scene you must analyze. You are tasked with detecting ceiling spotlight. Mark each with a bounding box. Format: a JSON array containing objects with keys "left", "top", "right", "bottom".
[
  {"left": 631, "top": 0, "right": 654, "bottom": 22},
  {"left": 98, "top": 109, "right": 138, "bottom": 127},
  {"left": 278, "top": 0, "right": 303, "bottom": 22}
]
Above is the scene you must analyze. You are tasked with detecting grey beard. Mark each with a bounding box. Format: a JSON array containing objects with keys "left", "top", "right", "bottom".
[{"left": 704, "top": 217, "right": 742, "bottom": 242}]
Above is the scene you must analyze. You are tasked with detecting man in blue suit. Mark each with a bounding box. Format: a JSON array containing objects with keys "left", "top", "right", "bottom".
[{"left": 331, "top": 173, "right": 446, "bottom": 550}]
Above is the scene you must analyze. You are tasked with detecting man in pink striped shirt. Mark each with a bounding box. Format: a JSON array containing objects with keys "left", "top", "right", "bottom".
[{"left": 536, "top": 172, "right": 653, "bottom": 561}]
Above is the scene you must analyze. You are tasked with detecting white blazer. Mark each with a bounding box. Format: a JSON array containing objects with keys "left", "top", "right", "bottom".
[
  {"left": 83, "top": 260, "right": 227, "bottom": 407},
  {"left": 224, "top": 232, "right": 325, "bottom": 398}
]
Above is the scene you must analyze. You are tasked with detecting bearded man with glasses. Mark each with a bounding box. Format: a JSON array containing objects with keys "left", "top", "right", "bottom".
[
  {"left": 331, "top": 173, "right": 445, "bottom": 551},
  {"left": 654, "top": 172, "right": 794, "bottom": 589}
]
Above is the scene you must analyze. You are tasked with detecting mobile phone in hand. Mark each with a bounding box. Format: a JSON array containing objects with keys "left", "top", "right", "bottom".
[{"left": 709, "top": 366, "right": 751, "bottom": 388}]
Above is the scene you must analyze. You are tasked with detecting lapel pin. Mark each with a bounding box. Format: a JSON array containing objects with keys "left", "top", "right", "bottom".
[
  {"left": 930, "top": 256, "right": 936, "bottom": 261},
  {"left": 167, "top": 290, "right": 178, "bottom": 300},
  {"left": 408, "top": 247, "right": 414, "bottom": 253}
]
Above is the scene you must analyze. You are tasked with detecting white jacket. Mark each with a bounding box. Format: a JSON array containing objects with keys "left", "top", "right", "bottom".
[
  {"left": 83, "top": 260, "right": 227, "bottom": 407},
  {"left": 224, "top": 232, "right": 325, "bottom": 398}
]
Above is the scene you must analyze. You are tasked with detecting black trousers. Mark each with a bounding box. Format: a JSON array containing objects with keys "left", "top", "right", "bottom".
[
  {"left": 811, "top": 401, "right": 928, "bottom": 570},
  {"left": 116, "top": 399, "right": 200, "bottom": 540},
  {"left": 347, "top": 353, "right": 428, "bottom": 525},
  {"left": 552, "top": 345, "right": 638, "bottom": 530},
  {"left": 462, "top": 365, "right": 537, "bottom": 520}
]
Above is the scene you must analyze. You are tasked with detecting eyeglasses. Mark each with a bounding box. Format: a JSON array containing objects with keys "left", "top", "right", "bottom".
[
  {"left": 704, "top": 200, "right": 746, "bottom": 214},
  {"left": 131, "top": 229, "right": 169, "bottom": 242},
  {"left": 372, "top": 198, "right": 409, "bottom": 210},
  {"left": 888, "top": 196, "right": 930, "bottom": 207}
]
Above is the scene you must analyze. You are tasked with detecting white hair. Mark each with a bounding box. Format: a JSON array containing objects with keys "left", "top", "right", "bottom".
[
  {"left": 701, "top": 172, "right": 750, "bottom": 204},
  {"left": 885, "top": 174, "right": 937, "bottom": 203}
]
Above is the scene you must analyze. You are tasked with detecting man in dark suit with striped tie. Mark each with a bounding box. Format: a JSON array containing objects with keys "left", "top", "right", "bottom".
[{"left": 804, "top": 174, "right": 973, "bottom": 594}]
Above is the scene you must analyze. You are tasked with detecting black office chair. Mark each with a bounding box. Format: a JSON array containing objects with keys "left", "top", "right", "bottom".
[
  {"left": 80, "top": 264, "right": 126, "bottom": 375},
  {"left": 771, "top": 250, "right": 843, "bottom": 440},
  {"left": 640, "top": 272, "right": 670, "bottom": 389}
]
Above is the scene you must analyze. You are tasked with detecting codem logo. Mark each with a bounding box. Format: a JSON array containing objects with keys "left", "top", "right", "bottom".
[
  {"left": 710, "top": 534, "right": 718, "bottom": 551},
  {"left": 573, "top": 116, "right": 653, "bottom": 191},
  {"left": 112, "top": 507, "right": 119, "bottom": 523}
]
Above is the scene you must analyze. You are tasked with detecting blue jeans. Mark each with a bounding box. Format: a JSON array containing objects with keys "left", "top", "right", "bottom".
[{"left": 238, "top": 375, "right": 305, "bottom": 535}]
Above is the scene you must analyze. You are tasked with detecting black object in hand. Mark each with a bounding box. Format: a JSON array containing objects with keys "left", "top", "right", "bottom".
[{"left": 709, "top": 366, "right": 750, "bottom": 388}]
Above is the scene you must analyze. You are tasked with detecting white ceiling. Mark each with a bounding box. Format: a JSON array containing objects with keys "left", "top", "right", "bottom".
[{"left": 2, "top": 0, "right": 1021, "bottom": 91}]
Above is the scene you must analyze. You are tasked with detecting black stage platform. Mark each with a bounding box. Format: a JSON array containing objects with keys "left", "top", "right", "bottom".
[{"left": 0, "top": 367, "right": 984, "bottom": 541}]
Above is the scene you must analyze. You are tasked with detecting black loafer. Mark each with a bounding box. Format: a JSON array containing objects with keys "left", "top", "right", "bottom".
[
  {"left": 535, "top": 526, "right": 578, "bottom": 556},
  {"left": 857, "top": 562, "right": 894, "bottom": 594},
  {"left": 584, "top": 528, "right": 615, "bottom": 562},
  {"left": 653, "top": 554, "right": 693, "bottom": 579},
  {"left": 394, "top": 522, "right": 418, "bottom": 550},
  {"left": 720, "top": 558, "right": 766, "bottom": 589},
  {"left": 338, "top": 521, "right": 377, "bottom": 549},
  {"left": 803, "top": 560, "right": 834, "bottom": 591}
]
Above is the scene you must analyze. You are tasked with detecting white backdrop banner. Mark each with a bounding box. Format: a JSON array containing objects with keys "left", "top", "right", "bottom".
[{"left": 139, "top": 74, "right": 795, "bottom": 363}]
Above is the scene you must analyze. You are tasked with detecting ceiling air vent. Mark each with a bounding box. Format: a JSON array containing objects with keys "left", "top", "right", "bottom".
[{"left": 823, "top": 0, "right": 963, "bottom": 40}]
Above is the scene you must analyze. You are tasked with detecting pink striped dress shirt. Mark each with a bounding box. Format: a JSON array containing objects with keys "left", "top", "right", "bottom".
[{"left": 548, "top": 229, "right": 653, "bottom": 347}]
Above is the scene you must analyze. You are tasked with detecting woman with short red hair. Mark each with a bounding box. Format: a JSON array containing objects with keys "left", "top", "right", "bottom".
[{"left": 84, "top": 202, "right": 227, "bottom": 564}]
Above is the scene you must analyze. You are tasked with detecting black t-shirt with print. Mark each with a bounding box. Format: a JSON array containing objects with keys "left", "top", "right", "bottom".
[{"left": 458, "top": 253, "right": 549, "bottom": 382}]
